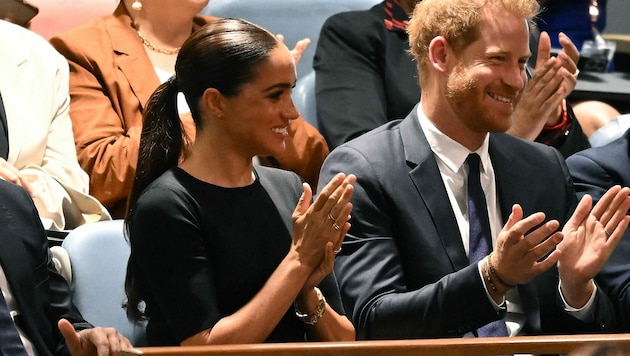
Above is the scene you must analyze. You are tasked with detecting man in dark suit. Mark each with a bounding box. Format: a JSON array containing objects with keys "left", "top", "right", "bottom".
[
  {"left": 0, "top": 179, "right": 132, "bottom": 355},
  {"left": 567, "top": 129, "right": 630, "bottom": 331},
  {"left": 314, "top": 0, "right": 590, "bottom": 156},
  {"left": 318, "top": 0, "right": 630, "bottom": 340}
]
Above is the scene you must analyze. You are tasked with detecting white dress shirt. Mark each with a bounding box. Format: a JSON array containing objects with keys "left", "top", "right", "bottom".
[{"left": 416, "top": 105, "right": 595, "bottom": 336}]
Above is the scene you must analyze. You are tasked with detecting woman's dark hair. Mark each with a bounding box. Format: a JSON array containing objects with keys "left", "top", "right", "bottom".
[{"left": 124, "top": 17, "right": 280, "bottom": 321}]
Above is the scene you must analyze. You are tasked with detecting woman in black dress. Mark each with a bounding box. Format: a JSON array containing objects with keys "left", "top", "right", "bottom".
[{"left": 124, "top": 18, "right": 356, "bottom": 346}]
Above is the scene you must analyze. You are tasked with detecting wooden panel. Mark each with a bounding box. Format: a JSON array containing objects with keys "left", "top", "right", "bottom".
[{"left": 123, "top": 334, "right": 630, "bottom": 356}]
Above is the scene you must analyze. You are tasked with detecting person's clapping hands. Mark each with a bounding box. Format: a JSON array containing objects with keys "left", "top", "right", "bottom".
[
  {"left": 557, "top": 186, "right": 630, "bottom": 308},
  {"left": 509, "top": 31, "right": 580, "bottom": 141},
  {"left": 291, "top": 172, "right": 355, "bottom": 284},
  {"left": 486, "top": 204, "right": 564, "bottom": 302},
  {"left": 59, "top": 319, "right": 133, "bottom": 356}
]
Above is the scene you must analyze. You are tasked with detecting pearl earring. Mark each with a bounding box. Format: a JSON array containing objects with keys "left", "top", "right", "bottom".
[{"left": 131, "top": 0, "right": 142, "bottom": 11}]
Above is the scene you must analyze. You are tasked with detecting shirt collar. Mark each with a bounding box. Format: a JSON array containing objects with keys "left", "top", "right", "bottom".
[{"left": 416, "top": 105, "right": 491, "bottom": 174}]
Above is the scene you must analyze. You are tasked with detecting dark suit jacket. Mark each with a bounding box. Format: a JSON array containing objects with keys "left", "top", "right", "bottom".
[
  {"left": 318, "top": 106, "right": 615, "bottom": 339},
  {"left": 0, "top": 180, "right": 91, "bottom": 355},
  {"left": 566, "top": 129, "right": 630, "bottom": 331},
  {"left": 313, "top": 1, "right": 590, "bottom": 156},
  {"left": 314, "top": 2, "right": 418, "bottom": 149}
]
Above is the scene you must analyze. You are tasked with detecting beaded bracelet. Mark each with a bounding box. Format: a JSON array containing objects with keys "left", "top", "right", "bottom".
[
  {"left": 482, "top": 258, "right": 501, "bottom": 293},
  {"left": 487, "top": 253, "right": 516, "bottom": 290},
  {"left": 294, "top": 287, "right": 326, "bottom": 325}
]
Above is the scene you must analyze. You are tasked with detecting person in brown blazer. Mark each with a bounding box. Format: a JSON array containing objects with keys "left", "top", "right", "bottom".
[{"left": 50, "top": 0, "right": 328, "bottom": 218}]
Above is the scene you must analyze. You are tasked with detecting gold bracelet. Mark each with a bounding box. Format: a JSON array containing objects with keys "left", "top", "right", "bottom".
[
  {"left": 482, "top": 258, "right": 499, "bottom": 293},
  {"left": 294, "top": 287, "right": 326, "bottom": 325}
]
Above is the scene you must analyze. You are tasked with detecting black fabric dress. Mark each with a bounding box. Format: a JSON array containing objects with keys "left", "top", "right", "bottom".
[{"left": 128, "top": 166, "right": 346, "bottom": 345}]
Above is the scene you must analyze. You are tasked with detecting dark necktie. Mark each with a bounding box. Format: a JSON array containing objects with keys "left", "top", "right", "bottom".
[
  {"left": 467, "top": 153, "right": 509, "bottom": 337},
  {"left": 0, "top": 92, "right": 9, "bottom": 159},
  {"left": 0, "top": 287, "right": 28, "bottom": 355}
]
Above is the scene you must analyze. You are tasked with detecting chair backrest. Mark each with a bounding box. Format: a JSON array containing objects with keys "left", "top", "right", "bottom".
[
  {"left": 200, "top": 0, "right": 381, "bottom": 79},
  {"left": 292, "top": 70, "right": 318, "bottom": 129},
  {"left": 61, "top": 220, "right": 147, "bottom": 346}
]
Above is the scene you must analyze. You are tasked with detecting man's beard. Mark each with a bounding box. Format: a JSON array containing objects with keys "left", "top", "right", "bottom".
[{"left": 445, "top": 65, "right": 513, "bottom": 133}]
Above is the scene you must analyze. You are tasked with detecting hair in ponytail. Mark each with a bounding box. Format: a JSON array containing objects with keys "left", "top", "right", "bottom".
[{"left": 124, "top": 17, "right": 280, "bottom": 321}]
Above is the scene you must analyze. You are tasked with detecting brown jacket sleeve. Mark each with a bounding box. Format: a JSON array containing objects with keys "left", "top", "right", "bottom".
[{"left": 50, "top": 5, "right": 207, "bottom": 217}]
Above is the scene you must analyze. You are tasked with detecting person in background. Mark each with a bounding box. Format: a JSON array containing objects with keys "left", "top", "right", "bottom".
[
  {"left": 49, "top": 0, "right": 326, "bottom": 218},
  {"left": 572, "top": 100, "right": 620, "bottom": 138},
  {"left": 535, "top": 0, "right": 622, "bottom": 134},
  {"left": 124, "top": 18, "right": 355, "bottom": 346},
  {"left": 0, "top": 178, "right": 132, "bottom": 355},
  {"left": 318, "top": 0, "right": 630, "bottom": 340},
  {"left": 0, "top": 19, "right": 109, "bottom": 231},
  {"left": 314, "top": 0, "right": 589, "bottom": 158},
  {"left": 566, "top": 129, "right": 630, "bottom": 332}
]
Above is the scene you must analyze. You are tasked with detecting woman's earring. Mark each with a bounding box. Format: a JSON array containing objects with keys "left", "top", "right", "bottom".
[{"left": 131, "top": 0, "right": 143, "bottom": 11}]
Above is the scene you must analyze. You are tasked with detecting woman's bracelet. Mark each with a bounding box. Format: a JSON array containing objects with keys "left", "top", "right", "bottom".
[{"left": 294, "top": 287, "right": 326, "bottom": 325}]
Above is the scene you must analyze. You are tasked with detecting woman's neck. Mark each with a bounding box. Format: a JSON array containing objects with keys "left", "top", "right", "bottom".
[
  {"left": 128, "top": 1, "right": 196, "bottom": 50},
  {"left": 179, "top": 144, "right": 256, "bottom": 188}
]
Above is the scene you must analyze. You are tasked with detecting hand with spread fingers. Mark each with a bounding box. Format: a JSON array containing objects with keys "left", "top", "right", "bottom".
[
  {"left": 557, "top": 185, "right": 630, "bottom": 308},
  {"left": 276, "top": 33, "right": 311, "bottom": 65},
  {"left": 486, "top": 204, "right": 564, "bottom": 302},
  {"left": 509, "top": 31, "right": 579, "bottom": 141}
]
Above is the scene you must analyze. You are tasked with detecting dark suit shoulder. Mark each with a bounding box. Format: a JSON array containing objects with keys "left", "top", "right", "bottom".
[
  {"left": 321, "top": 3, "right": 385, "bottom": 36},
  {"left": 317, "top": 3, "right": 389, "bottom": 55},
  {"left": 340, "top": 119, "right": 405, "bottom": 152},
  {"left": 567, "top": 130, "right": 630, "bottom": 168}
]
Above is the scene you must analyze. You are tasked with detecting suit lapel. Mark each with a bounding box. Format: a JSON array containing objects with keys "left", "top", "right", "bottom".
[
  {"left": 489, "top": 134, "right": 542, "bottom": 330},
  {"left": 488, "top": 134, "right": 521, "bottom": 224},
  {"left": 400, "top": 111, "right": 469, "bottom": 270},
  {"left": 104, "top": 4, "right": 218, "bottom": 112},
  {"left": 105, "top": 3, "right": 161, "bottom": 111},
  {"left": 0, "top": 44, "right": 28, "bottom": 163}
]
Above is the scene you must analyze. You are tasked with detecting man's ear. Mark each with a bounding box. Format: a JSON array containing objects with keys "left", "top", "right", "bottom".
[
  {"left": 201, "top": 88, "right": 226, "bottom": 118},
  {"left": 428, "top": 36, "right": 452, "bottom": 74}
]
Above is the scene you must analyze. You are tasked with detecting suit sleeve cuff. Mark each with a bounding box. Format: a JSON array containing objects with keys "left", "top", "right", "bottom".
[
  {"left": 558, "top": 280, "right": 597, "bottom": 322},
  {"left": 478, "top": 261, "right": 506, "bottom": 311}
]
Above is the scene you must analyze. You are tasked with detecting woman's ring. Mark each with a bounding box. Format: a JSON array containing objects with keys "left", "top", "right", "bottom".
[
  {"left": 573, "top": 68, "right": 580, "bottom": 79},
  {"left": 333, "top": 247, "right": 342, "bottom": 255},
  {"left": 332, "top": 222, "right": 341, "bottom": 231},
  {"left": 327, "top": 212, "right": 335, "bottom": 221}
]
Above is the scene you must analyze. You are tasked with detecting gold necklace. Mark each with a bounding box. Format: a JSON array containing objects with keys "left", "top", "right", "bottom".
[{"left": 136, "top": 30, "right": 181, "bottom": 55}]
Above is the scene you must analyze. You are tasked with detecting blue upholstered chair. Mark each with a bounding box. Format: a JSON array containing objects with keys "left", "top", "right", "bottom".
[
  {"left": 61, "top": 220, "right": 147, "bottom": 346},
  {"left": 292, "top": 70, "right": 318, "bottom": 129}
]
